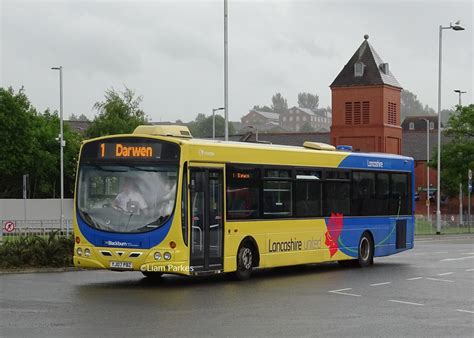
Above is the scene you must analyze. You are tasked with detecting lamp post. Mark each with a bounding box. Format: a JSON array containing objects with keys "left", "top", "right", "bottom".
[
  {"left": 51, "top": 66, "right": 65, "bottom": 231},
  {"left": 454, "top": 89, "right": 466, "bottom": 107},
  {"left": 212, "top": 107, "right": 225, "bottom": 139},
  {"left": 247, "top": 125, "right": 259, "bottom": 142},
  {"left": 224, "top": 0, "right": 229, "bottom": 141},
  {"left": 420, "top": 118, "right": 431, "bottom": 223},
  {"left": 436, "top": 21, "right": 465, "bottom": 235}
]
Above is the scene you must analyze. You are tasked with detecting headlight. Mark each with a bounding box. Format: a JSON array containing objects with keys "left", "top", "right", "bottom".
[
  {"left": 163, "top": 252, "right": 172, "bottom": 261},
  {"left": 76, "top": 248, "right": 83, "bottom": 256},
  {"left": 154, "top": 252, "right": 162, "bottom": 260},
  {"left": 84, "top": 248, "right": 91, "bottom": 257}
]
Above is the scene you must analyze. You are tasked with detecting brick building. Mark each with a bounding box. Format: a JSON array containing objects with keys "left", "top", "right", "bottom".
[
  {"left": 330, "top": 35, "right": 402, "bottom": 154},
  {"left": 279, "top": 107, "right": 331, "bottom": 132}
]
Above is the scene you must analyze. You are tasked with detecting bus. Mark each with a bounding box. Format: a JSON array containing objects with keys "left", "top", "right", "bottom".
[{"left": 73, "top": 125, "right": 414, "bottom": 280}]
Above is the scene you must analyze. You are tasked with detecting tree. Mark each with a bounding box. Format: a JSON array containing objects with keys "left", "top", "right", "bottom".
[
  {"left": 401, "top": 89, "right": 435, "bottom": 119},
  {"left": 299, "top": 122, "right": 315, "bottom": 132},
  {"left": 70, "top": 113, "right": 90, "bottom": 121},
  {"left": 430, "top": 104, "right": 474, "bottom": 196},
  {"left": 297, "top": 92, "right": 319, "bottom": 110},
  {"left": 0, "top": 87, "right": 81, "bottom": 198},
  {"left": 252, "top": 105, "right": 273, "bottom": 112},
  {"left": 271, "top": 93, "right": 288, "bottom": 114},
  {"left": 187, "top": 113, "right": 235, "bottom": 138},
  {"left": 85, "top": 87, "right": 147, "bottom": 138}
]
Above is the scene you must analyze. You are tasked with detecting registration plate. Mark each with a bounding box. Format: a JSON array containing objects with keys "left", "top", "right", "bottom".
[{"left": 110, "top": 261, "right": 133, "bottom": 270}]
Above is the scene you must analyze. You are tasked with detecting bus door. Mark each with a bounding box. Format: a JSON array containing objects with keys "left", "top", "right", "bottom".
[{"left": 189, "top": 168, "right": 224, "bottom": 272}]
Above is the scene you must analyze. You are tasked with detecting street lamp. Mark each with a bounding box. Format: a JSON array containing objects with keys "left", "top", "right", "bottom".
[
  {"left": 212, "top": 107, "right": 224, "bottom": 139},
  {"left": 51, "top": 66, "right": 65, "bottom": 231},
  {"left": 436, "top": 21, "right": 465, "bottom": 235},
  {"left": 247, "top": 125, "right": 259, "bottom": 142},
  {"left": 420, "top": 118, "right": 431, "bottom": 223},
  {"left": 224, "top": 0, "right": 229, "bottom": 141},
  {"left": 454, "top": 89, "right": 466, "bottom": 107}
]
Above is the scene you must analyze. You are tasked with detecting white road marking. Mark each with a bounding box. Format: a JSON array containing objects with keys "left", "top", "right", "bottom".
[
  {"left": 417, "top": 237, "right": 474, "bottom": 243},
  {"left": 437, "top": 272, "right": 453, "bottom": 276},
  {"left": 370, "top": 282, "right": 392, "bottom": 286},
  {"left": 406, "top": 277, "right": 423, "bottom": 280},
  {"left": 465, "top": 268, "right": 474, "bottom": 272},
  {"left": 328, "top": 288, "right": 361, "bottom": 297},
  {"left": 441, "top": 256, "right": 474, "bottom": 262},
  {"left": 413, "top": 253, "right": 426, "bottom": 256},
  {"left": 431, "top": 251, "right": 449, "bottom": 254},
  {"left": 426, "top": 277, "right": 454, "bottom": 283},
  {"left": 388, "top": 299, "right": 424, "bottom": 306},
  {"left": 460, "top": 252, "right": 474, "bottom": 255},
  {"left": 456, "top": 309, "right": 474, "bottom": 314}
]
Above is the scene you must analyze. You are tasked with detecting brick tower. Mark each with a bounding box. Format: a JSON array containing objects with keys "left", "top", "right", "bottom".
[{"left": 330, "top": 35, "right": 402, "bottom": 154}]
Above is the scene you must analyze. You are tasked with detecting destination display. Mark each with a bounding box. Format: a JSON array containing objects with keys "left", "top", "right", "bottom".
[
  {"left": 80, "top": 138, "right": 180, "bottom": 162},
  {"left": 99, "top": 142, "right": 161, "bottom": 159}
]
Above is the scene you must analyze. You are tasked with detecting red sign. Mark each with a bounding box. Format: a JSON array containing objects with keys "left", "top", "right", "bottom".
[{"left": 3, "top": 221, "right": 16, "bottom": 233}]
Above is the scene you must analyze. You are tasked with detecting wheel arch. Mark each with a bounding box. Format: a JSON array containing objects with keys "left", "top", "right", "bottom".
[{"left": 238, "top": 236, "right": 260, "bottom": 267}]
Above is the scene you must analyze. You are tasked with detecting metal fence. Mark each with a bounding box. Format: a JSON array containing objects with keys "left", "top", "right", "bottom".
[
  {"left": 1, "top": 219, "right": 73, "bottom": 240},
  {"left": 415, "top": 214, "right": 472, "bottom": 235},
  {"left": 1, "top": 216, "right": 471, "bottom": 239}
]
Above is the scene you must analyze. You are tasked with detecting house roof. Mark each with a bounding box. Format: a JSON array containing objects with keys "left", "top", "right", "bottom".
[
  {"left": 253, "top": 110, "right": 280, "bottom": 120},
  {"left": 288, "top": 107, "right": 331, "bottom": 118},
  {"left": 330, "top": 35, "right": 402, "bottom": 89}
]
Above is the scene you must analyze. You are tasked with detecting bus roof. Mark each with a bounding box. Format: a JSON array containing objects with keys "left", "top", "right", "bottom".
[{"left": 83, "top": 132, "right": 413, "bottom": 172}]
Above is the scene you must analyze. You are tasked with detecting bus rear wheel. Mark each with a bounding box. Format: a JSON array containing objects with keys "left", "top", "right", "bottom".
[
  {"left": 233, "top": 244, "right": 254, "bottom": 281},
  {"left": 357, "top": 232, "right": 374, "bottom": 267},
  {"left": 141, "top": 271, "right": 163, "bottom": 280}
]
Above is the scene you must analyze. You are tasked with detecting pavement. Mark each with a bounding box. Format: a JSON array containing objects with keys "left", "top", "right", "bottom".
[{"left": 1, "top": 235, "right": 473, "bottom": 337}]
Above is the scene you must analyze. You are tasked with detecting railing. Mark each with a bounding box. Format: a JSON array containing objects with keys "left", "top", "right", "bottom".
[
  {"left": 415, "top": 214, "right": 472, "bottom": 235},
  {"left": 1, "top": 219, "right": 73, "bottom": 240}
]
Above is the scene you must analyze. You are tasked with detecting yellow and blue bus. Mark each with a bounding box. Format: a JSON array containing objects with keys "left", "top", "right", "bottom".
[{"left": 73, "top": 125, "right": 414, "bottom": 280}]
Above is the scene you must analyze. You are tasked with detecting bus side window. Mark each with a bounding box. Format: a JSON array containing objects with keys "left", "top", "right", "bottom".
[
  {"left": 226, "top": 166, "right": 260, "bottom": 219},
  {"left": 391, "top": 173, "right": 408, "bottom": 215},
  {"left": 324, "top": 180, "right": 350, "bottom": 216}
]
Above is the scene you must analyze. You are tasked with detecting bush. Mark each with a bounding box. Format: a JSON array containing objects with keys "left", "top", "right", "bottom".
[{"left": 0, "top": 232, "right": 74, "bottom": 269}]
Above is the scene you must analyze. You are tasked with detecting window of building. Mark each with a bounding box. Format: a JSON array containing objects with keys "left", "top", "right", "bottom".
[
  {"left": 296, "top": 116, "right": 300, "bottom": 121},
  {"left": 430, "top": 122, "right": 434, "bottom": 130},
  {"left": 226, "top": 166, "right": 260, "bottom": 219},
  {"left": 362, "top": 101, "right": 370, "bottom": 124},
  {"left": 345, "top": 102, "right": 352, "bottom": 125},
  {"left": 282, "top": 116, "right": 287, "bottom": 122},
  {"left": 289, "top": 116, "right": 293, "bottom": 122},
  {"left": 409, "top": 122, "right": 415, "bottom": 130},
  {"left": 388, "top": 102, "right": 397, "bottom": 125},
  {"left": 354, "top": 102, "right": 361, "bottom": 124},
  {"left": 302, "top": 116, "right": 306, "bottom": 121},
  {"left": 354, "top": 62, "right": 365, "bottom": 77}
]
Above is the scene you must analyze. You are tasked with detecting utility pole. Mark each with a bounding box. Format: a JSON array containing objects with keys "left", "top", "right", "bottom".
[{"left": 224, "top": 0, "right": 229, "bottom": 141}]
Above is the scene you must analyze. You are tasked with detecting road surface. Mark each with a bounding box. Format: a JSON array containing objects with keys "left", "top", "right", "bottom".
[{"left": 1, "top": 235, "right": 473, "bottom": 337}]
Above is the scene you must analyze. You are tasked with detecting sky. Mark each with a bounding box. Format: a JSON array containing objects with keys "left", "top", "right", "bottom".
[{"left": 1, "top": 0, "right": 472, "bottom": 122}]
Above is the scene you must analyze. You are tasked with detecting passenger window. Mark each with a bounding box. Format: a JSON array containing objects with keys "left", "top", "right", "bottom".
[
  {"left": 226, "top": 167, "right": 260, "bottom": 219},
  {"left": 263, "top": 180, "right": 292, "bottom": 217}
]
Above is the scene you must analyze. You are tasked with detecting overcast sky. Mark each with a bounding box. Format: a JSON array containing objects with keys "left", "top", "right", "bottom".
[{"left": 1, "top": 0, "right": 472, "bottom": 122}]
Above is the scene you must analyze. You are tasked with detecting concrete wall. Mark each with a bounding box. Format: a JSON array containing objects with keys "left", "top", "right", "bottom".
[{"left": 0, "top": 199, "right": 74, "bottom": 221}]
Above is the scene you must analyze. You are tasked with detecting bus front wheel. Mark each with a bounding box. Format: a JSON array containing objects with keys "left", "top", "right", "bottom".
[
  {"left": 233, "top": 244, "right": 254, "bottom": 281},
  {"left": 357, "top": 232, "right": 374, "bottom": 267}
]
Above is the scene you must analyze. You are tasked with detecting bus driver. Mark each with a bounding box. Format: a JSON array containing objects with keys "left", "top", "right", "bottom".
[{"left": 113, "top": 179, "right": 148, "bottom": 215}]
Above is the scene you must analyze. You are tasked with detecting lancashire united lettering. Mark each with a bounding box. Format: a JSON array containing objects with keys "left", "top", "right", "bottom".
[
  {"left": 269, "top": 237, "right": 322, "bottom": 253},
  {"left": 115, "top": 144, "right": 153, "bottom": 158},
  {"left": 269, "top": 238, "right": 302, "bottom": 252},
  {"left": 367, "top": 159, "right": 383, "bottom": 168}
]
